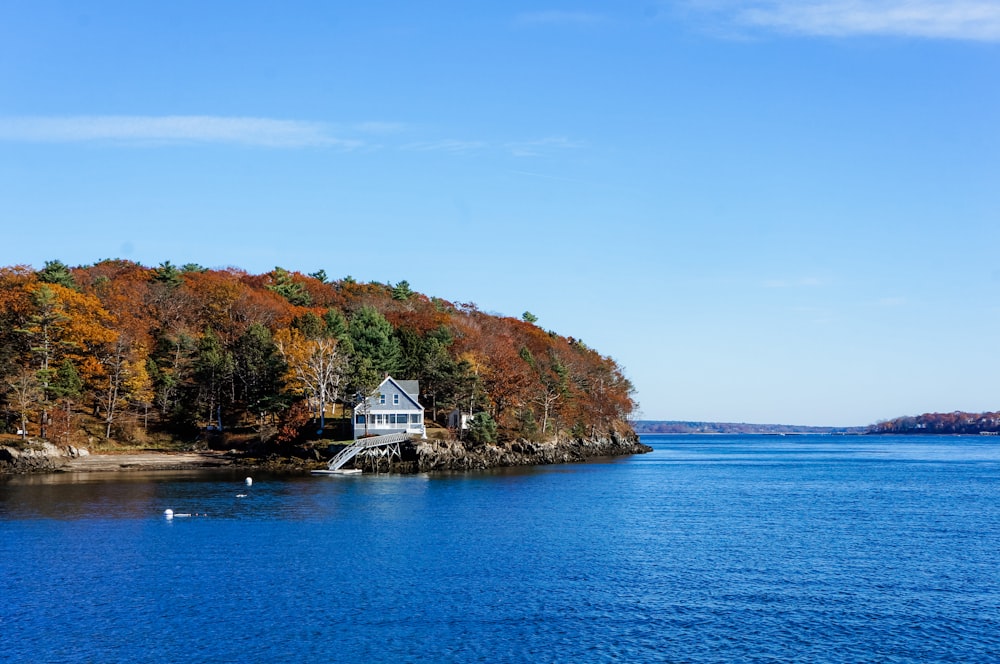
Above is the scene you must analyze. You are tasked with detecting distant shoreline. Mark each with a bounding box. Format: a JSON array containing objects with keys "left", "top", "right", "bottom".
[
  {"left": 640, "top": 431, "right": 866, "bottom": 436},
  {"left": 638, "top": 412, "right": 1000, "bottom": 436},
  {"left": 634, "top": 420, "right": 866, "bottom": 435}
]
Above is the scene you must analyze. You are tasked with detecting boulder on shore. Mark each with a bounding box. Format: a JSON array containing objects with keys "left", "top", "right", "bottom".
[{"left": 0, "top": 441, "right": 69, "bottom": 474}]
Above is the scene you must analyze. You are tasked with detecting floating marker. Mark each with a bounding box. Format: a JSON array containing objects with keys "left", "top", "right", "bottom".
[
  {"left": 245, "top": 477, "right": 253, "bottom": 487},
  {"left": 164, "top": 508, "right": 174, "bottom": 520}
]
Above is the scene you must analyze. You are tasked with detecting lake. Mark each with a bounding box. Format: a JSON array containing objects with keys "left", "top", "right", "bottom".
[{"left": 2, "top": 434, "right": 999, "bottom": 663}]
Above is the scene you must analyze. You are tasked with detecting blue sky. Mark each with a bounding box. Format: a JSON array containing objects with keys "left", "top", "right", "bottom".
[{"left": 1, "top": 1, "right": 998, "bottom": 426}]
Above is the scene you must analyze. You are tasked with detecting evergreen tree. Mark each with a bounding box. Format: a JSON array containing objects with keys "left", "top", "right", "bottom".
[
  {"left": 348, "top": 305, "right": 401, "bottom": 394},
  {"left": 292, "top": 312, "right": 325, "bottom": 339},
  {"left": 18, "top": 285, "right": 70, "bottom": 438},
  {"left": 397, "top": 325, "right": 471, "bottom": 420},
  {"left": 322, "top": 308, "right": 349, "bottom": 340},
  {"left": 149, "top": 331, "right": 198, "bottom": 422},
  {"left": 392, "top": 280, "right": 413, "bottom": 301},
  {"left": 37, "top": 260, "right": 76, "bottom": 289},
  {"left": 267, "top": 267, "right": 312, "bottom": 306},
  {"left": 194, "top": 328, "right": 234, "bottom": 430},
  {"left": 50, "top": 358, "right": 83, "bottom": 438},
  {"left": 468, "top": 412, "right": 497, "bottom": 445},
  {"left": 153, "top": 261, "right": 183, "bottom": 288},
  {"left": 233, "top": 323, "right": 285, "bottom": 423}
]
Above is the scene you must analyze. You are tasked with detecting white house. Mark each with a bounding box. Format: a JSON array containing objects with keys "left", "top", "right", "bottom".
[{"left": 353, "top": 375, "right": 426, "bottom": 440}]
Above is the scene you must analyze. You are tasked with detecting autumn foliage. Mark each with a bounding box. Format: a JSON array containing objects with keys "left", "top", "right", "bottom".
[
  {"left": 870, "top": 411, "right": 1000, "bottom": 435},
  {"left": 0, "top": 260, "right": 636, "bottom": 446}
]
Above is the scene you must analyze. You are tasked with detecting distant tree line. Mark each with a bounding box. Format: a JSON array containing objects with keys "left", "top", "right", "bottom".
[
  {"left": 0, "top": 260, "right": 635, "bottom": 448},
  {"left": 634, "top": 421, "right": 865, "bottom": 435},
  {"left": 869, "top": 411, "right": 1000, "bottom": 435}
]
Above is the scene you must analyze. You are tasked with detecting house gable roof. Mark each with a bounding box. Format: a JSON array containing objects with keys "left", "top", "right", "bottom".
[
  {"left": 397, "top": 380, "right": 419, "bottom": 398},
  {"left": 354, "top": 375, "right": 423, "bottom": 411}
]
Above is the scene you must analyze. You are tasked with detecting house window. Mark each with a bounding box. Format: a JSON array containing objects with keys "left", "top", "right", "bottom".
[
  {"left": 356, "top": 415, "right": 366, "bottom": 424},
  {"left": 379, "top": 394, "right": 386, "bottom": 405},
  {"left": 410, "top": 414, "right": 421, "bottom": 424},
  {"left": 393, "top": 394, "right": 400, "bottom": 405}
]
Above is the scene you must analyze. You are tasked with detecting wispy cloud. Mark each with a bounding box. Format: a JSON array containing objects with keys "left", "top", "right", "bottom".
[
  {"left": 516, "top": 10, "right": 607, "bottom": 26},
  {"left": 0, "top": 115, "right": 362, "bottom": 148},
  {"left": 681, "top": 1, "right": 1000, "bottom": 41},
  {"left": 0, "top": 115, "right": 587, "bottom": 159}
]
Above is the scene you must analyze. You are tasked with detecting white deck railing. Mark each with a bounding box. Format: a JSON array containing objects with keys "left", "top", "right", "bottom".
[{"left": 328, "top": 432, "right": 409, "bottom": 470}]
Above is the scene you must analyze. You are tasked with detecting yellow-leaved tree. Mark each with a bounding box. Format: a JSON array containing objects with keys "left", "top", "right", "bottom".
[{"left": 274, "top": 327, "right": 346, "bottom": 435}]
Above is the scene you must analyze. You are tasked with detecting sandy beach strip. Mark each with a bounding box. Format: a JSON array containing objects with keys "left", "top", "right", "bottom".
[{"left": 63, "top": 451, "right": 235, "bottom": 472}]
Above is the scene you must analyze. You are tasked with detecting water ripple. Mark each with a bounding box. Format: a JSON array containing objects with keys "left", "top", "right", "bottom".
[{"left": 1, "top": 435, "right": 998, "bottom": 662}]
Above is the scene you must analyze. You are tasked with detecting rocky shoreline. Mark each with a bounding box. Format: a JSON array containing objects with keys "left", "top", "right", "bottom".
[
  {"left": 0, "top": 442, "right": 236, "bottom": 474},
  {"left": 353, "top": 433, "right": 653, "bottom": 473},
  {"left": 1, "top": 433, "right": 652, "bottom": 476}
]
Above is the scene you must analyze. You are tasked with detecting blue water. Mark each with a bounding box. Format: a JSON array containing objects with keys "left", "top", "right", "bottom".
[{"left": 2, "top": 435, "right": 999, "bottom": 663}]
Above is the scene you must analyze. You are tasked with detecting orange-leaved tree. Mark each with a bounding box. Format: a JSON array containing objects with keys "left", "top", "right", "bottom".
[{"left": 17, "top": 283, "right": 117, "bottom": 439}]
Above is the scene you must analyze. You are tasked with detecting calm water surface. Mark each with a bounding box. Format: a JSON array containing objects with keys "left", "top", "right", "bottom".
[{"left": 2, "top": 435, "right": 999, "bottom": 663}]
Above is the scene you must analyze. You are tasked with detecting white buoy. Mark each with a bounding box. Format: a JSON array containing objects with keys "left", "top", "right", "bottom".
[
  {"left": 245, "top": 477, "right": 253, "bottom": 487},
  {"left": 164, "top": 508, "right": 174, "bottom": 520}
]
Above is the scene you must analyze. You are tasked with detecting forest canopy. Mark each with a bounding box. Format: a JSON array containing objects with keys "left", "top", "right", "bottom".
[{"left": 0, "top": 260, "right": 636, "bottom": 447}]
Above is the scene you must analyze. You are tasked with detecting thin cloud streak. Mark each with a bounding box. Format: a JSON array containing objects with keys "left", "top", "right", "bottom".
[
  {"left": 0, "top": 116, "right": 362, "bottom": 148},
  {"left": 683, "top": 1, "right": 1000, "bottom": 41},
  {"left": 0, "top": 116, "right": 587, "bottom": 159}
]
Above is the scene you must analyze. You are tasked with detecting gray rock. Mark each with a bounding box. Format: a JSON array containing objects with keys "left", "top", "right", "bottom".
[{"left": 0, "top": 441, "right": 69, "bottom": 474}]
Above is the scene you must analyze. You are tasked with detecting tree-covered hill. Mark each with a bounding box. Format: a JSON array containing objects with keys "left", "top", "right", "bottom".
[
  {"left": 0, "top": 260, "right": 635, "bottom": 449},
  {"left": 869, "top": 411, "right": 1000, "bottom": 435}
]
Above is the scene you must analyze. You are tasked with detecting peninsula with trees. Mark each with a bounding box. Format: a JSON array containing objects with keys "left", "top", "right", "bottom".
[
  {"left": 0, "top": 260, "right": 645, "bottom": 473},
  {"left": 637, "top": 414, "right": 1000, "bottom": 436}
]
